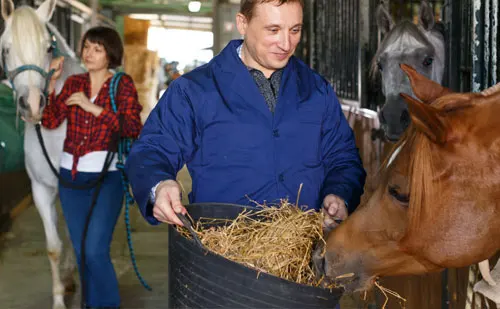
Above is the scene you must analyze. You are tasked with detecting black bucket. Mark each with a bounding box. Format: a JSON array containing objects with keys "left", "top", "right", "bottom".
[{"left": 167, "top": 203, "right": 343, "bottom": 309}]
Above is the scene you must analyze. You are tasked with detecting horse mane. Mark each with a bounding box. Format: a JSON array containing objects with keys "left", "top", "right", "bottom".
[
  {"left": 46, "top": 22, "right": 76, "bottom": 59},
  {"left": 370, "top": 20, "right": 434, "bottom": 81},
  {"left": 406, "top": 130, "right": 438, "bottom": 235},
  {"left": 380, "top": 125, "right": 439, "bottom": 236},
  {"left": 10, "top": 7, "right": 46, "bottom": 67}
]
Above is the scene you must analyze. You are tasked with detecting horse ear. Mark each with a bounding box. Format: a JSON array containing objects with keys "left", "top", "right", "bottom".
[
  {"left": 419, "top": 0, "right": 435, "bottom": 31},
  {"left": 1, "top": 0, "right": 14, "bottom": 20},
  {"left": 400, "top": 93, "right": 448, "bottom": 144},
  {"left": 400, "top": 63, "right": 453, "bottom": 104},
  {"left": 36, "top": 0, "right": 57, "bottom": 22},
  {"left": 375, "top": 3, "right": 394, "bottom": 34}
]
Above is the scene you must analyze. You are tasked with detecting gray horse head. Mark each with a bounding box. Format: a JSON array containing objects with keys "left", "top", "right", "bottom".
[{"left": 372, "top": 0, "right": 445, "bottom": 142}]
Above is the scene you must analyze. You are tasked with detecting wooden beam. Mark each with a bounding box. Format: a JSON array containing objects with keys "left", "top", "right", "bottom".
[
  {"left": 59, "top": 0, "right": 115, "bottom": 25},
  {"left": 101, "top": 3, "right": 212, "bottom": 17}
]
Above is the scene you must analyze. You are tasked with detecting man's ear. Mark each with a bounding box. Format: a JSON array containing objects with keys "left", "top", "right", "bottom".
[{"left": 235, "top": 13, "right": 248, "bottom": 38}]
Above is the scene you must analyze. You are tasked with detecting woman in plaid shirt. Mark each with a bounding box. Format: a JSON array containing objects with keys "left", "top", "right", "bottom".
[{"left": 42, "top": 26, "right": 142, "bottom": 309}]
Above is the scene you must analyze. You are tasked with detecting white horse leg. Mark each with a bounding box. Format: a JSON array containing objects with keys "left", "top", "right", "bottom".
[
  {"left": 32, "top": 182, "right": 66, "bottom": 309},
  {"left": 60, "top": 224, "right": 76, "bottom": 292},
  {"left": 479, "top": 259, "right": 497, "bottom": 286}
]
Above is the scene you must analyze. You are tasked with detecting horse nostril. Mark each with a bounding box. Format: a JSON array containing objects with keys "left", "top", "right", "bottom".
[
  {"left": 312, "top": 242, "right": 327, "bottom": 279},
  {"left": 40, "top": 94, "right": 46, "bottom": 108},
  {"left": 379, "top": 110, "right": 387, "bottom": 124},
  {"left": 400, "top": 109, "right": 410, "bottom": 127},
  {"left": 19, "top": 96, "right": 28, "bottom": 109}
]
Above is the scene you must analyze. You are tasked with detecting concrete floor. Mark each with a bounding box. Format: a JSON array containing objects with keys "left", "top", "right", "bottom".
[
  {"left": 0, "top": 166, "right": 370, "bottom": 309},
  {"left": 0, "top": 192, "right": 170, "bottom": 309}
]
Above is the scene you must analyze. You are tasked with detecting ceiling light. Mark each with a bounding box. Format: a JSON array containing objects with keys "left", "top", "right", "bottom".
[
  {"left": 129, "top": 14, "right": 159, "bottom": 20},
  {"left": 188, "top": 1, "right": 201, "bottom": 13}
]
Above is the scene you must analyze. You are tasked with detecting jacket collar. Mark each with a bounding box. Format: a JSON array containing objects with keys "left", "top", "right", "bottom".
[{"left": 213, "top": 40, "right": 301, "bottom": 120}]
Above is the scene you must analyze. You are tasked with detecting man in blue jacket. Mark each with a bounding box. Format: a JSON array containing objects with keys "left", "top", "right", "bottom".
[{"left": 125, "top": 0, "right": 366, "bottom": 229}]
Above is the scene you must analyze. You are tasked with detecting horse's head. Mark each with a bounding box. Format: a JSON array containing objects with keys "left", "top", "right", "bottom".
[
  {"left": 372, "top": 0, "right": 445, "bottom": 142},
  {"left": 314, "top": 64, "right": 500, "bottom": 292},
  {"left": 0, "top": 0, "right": 57, "bottom": 123}
]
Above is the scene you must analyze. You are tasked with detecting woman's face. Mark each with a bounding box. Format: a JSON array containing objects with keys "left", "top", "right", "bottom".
[{"left": 82, "top": 40, "right": 109, "bottom": 71}]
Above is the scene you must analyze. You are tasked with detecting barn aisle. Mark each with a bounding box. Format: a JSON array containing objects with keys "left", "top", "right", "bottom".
[
  {"left": 0, "top": 166, "right": 371, "bottom": 309},
  {"left": 0, "top": 195, "right": 170, "bottom": 309}
]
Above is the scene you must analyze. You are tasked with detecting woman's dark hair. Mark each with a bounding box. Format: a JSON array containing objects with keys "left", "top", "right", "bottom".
[{"left": 80, "top": 26, "right": 124, "bottom": 69}]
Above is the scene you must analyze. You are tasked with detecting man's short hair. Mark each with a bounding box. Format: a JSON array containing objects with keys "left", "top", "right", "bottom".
[{"left": 240, "top": 0, "right": 304, "bottom": 21}]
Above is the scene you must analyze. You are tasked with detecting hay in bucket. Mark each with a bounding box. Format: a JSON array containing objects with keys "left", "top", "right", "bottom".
[
  {"left": 176, "top": 197, "right": 332, "bottom": 288},
  {"left": 176, "top": 193, "right": 407, "bottom": 308}
]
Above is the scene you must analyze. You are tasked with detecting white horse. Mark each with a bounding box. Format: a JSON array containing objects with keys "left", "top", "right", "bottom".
[{"left": 1, "top": 0, "right": 84, "bottom": 308}]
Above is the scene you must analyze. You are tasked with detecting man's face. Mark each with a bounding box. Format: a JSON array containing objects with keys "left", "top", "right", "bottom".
[{"left": 236, "top": 1, "right": 303, "bottom": 75}]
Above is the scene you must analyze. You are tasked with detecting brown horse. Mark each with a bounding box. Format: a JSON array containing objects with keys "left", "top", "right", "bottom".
[{"left": 314, "top": 64, "right": 500, "bottom": 293}]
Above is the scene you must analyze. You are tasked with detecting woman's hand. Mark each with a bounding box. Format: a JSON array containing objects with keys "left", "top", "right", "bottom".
[
  {"left": 49, "top": 57, "right": 64, "bottom": 81},
  {"left": 66, "top": 92, "right": 103, "bottom": 117},
  {"left": 48, "top": 57, "right": 64, "bottom": 94}
]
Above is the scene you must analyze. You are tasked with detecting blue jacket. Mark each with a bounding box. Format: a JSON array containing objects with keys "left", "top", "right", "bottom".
[{"left": 126, "top": 40, "right": 366, "bottom": 225}]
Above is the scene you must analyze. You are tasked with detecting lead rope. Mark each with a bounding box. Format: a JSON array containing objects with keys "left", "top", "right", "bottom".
[{"left": 109, "top": 72, "right": 152, "bottom": 292}]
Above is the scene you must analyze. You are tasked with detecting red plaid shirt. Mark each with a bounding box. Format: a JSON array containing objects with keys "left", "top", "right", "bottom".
[{"left": 42, "top": 72, "right": 143, "bottom": 177}]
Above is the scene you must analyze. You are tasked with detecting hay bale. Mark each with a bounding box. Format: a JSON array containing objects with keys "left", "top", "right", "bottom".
[
  {"left": 123, "top": 45, "right": 159, "bottom": 123},
  {"left": 124, "top": 16, "right": 149, "bottom": 46},
  {"left": 123, "top": 45, "right": 158, "bottom": 86}
]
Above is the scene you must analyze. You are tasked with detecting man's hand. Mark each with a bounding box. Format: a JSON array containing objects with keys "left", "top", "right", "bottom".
[
  {"left": 152, "top": 180, "right": 187, "bottom": 226},
  {"left": 322, "top": 194, "right": 348, "bottom": 230}
]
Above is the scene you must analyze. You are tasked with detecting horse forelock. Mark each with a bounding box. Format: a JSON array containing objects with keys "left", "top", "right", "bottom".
[
  {"left": 406, "top": 130, "right": 439, "bottom": 239},
  {"left": 380, "top": 125, "right": 438, "bottom": 240},
  {"left": 46, "top": 23, "right": 76, "bottom": 59},
  {"left": 10, "top": 7, "right": 47, "bottom": 67}
]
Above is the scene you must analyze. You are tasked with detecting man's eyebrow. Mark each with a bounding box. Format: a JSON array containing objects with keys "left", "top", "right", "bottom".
[
  {"left": 264, "top": 24, "right": 282, "bottom": 28},
  {"left": 264, "top": 23, "right": 303, "bottom": 28}
]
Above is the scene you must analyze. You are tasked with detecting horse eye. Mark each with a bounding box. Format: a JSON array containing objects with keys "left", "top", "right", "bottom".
[
  {"left": 423, "top": 57, "right": 434, "bottom": 67},
  {"left": 377, "top": 61, "right": 383, "bottom": 71},
  {"left": 388, "top": 186, "right": 409, "bottom": 205}
]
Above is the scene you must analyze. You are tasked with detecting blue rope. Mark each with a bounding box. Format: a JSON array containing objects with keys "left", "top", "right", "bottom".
[{"left": 110, "top": 72, "right": 152, "bottom": 292}]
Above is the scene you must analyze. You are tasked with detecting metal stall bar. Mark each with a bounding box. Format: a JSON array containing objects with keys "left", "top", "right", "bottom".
[
  {"left": 444, "top": 0, "right": 473, "bottom": 92},
  {"left": 309, "top": 0, "right": 360, "bottom": 104},
  {"left": 492, "top": 0, "right": 498, "bottom": 85},
  {"left": 471, "top": 0, "right": 499, "bottom": 92},
  {"left": 472, "top": 0, "right": 485, "bottom": 92},
  {"left": 485, "top": 0, "right": 490, "bottom": 89}
]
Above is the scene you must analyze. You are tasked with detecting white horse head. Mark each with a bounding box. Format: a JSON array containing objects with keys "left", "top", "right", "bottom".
[{"left": 0, "top": 0, "right": 81, "bottom": 123}]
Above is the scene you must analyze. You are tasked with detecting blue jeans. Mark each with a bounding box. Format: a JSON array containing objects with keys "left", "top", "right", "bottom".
[{"left": 59, "top": 168, "right": 124, "bottom": 307}]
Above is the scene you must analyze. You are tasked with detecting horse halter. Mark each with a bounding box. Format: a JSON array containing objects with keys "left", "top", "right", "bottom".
[{"left": 2, "top": 26, "right": 59, "bottom": 98}]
